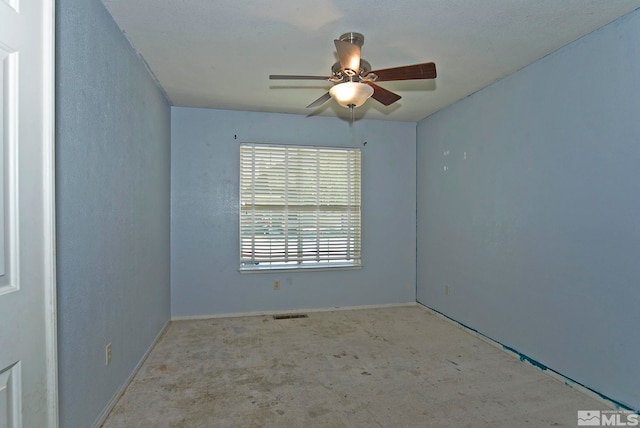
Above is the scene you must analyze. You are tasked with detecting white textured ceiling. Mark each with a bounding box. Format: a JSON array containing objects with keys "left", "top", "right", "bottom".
[{"left": 102, "top": 0, "right": 640, "bottom": 122}]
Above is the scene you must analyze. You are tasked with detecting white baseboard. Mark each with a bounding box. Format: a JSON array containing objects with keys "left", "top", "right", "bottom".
[
  {"left": 171, "top": 301, "right": 417, "bottom": 321},
  {"left": 92, "top": 319, "right": 171, "bottom": 428},
  {"left": 415, "top": 303, "right": 633, "bottom": 412}
]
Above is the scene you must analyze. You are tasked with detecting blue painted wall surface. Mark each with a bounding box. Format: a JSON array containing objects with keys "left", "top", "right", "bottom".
[
  {"left": 171, "top": 108, "right": 416, "bottom": 316},
  {"left": 56, "top": 0, "right": 171, "bottom": 426},
  {"left": 417, "top": 10, "right": 640, "bottom": 409}
]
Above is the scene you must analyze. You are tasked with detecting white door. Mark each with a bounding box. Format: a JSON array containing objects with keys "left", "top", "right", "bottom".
[{"left": 0, "top": 0, "right": 57, "bottom": 427}]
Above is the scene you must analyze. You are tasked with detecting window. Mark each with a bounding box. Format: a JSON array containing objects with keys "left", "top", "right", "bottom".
[{"left": 240, "top": 144, "right": 361, "bottom": 271}]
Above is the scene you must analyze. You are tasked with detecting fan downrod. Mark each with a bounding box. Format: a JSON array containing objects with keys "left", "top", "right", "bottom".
[{"left": 339, "top": 32, "right": 365, "bottom": 47}]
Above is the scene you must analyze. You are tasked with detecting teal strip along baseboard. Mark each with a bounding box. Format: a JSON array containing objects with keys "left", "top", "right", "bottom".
[{"left": 417, "top": 302, "right": 637, "bottom": 413}]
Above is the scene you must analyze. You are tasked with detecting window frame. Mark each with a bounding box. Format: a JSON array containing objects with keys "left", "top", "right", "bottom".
[{"left": 238, "top": 143, "right": 362, "bottom": 272}]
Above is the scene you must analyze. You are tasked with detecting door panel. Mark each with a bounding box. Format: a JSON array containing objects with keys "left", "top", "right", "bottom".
[
  {"left": 0, "top": 39, "right": 18, "bottom": 295},
  {"left": 0, "top": 362, "right": 20, "bottom": 427},
  {"left": 0, "top": 0, "right": 56, "bottom": 426}
]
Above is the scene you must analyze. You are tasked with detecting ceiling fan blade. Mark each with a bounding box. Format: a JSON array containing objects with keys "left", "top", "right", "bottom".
[
  {"left": 367, "top": 62, "right": 437, "bottom": 81},
  {"left": 334, "top": 39, "right": 361, "bottom": 73},
  {"left": 364, "top": 82, "right": 401, "bottom": 106},
  {"left": 306, "top": 92, "right": 332, "bottom": 109},
  {"left": 270, "top": 75, "right": 332, "bottom": 80}
]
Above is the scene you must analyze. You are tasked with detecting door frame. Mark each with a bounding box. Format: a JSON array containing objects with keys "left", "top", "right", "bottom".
[{"left": 42, "top": 0, "right": 58, "bottom": 425}]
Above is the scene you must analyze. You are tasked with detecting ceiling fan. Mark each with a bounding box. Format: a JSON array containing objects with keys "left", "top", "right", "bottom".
[{"left": 269, "top": 32, "right": 437, "bottom": 111}]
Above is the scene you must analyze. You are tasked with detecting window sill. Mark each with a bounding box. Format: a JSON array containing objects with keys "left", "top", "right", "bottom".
[{"left": 239, "top": 264, "right": 362, "bottom": 274}]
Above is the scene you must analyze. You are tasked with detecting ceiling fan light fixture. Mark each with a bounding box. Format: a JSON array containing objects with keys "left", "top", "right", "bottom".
[{"left": 329, "top": 81, "right": 374, "bottom": 108}]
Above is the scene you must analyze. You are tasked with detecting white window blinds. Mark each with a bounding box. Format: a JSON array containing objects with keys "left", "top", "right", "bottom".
[{"left": 240, "top": 144, "right": 361, "bottom": 270}]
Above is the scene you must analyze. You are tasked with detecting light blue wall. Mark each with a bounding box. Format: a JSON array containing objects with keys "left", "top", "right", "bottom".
[
  {"left": 56, "top": 0, "right": 171, "bottom": 426},
  {"left": 171, "top": 108, "right": 416, "bottom": 317},
  {"left": 417, "top": 10, "right": 640, "bottom": 410}
]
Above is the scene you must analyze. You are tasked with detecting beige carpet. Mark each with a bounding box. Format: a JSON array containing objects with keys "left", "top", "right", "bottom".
[{"left": 102, "top": 305, "right": 606, "bottom": 427}]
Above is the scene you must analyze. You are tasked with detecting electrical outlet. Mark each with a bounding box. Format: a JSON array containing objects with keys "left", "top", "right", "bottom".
[
  {"left": 274, "top": 280, "right": 280, "bottom": 290},
  {"left": 106, "top": 343, "right": 112, "bottom": 365}
]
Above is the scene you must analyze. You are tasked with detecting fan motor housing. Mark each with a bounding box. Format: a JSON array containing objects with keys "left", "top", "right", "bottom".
[{"left": 331, "top": 59, "right": 371, "bottom": 81}]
